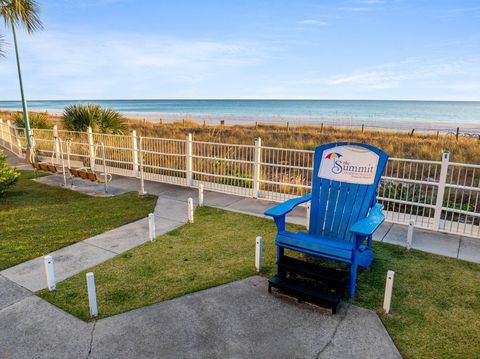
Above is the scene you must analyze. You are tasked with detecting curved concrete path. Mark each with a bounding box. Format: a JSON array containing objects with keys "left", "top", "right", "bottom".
[{"left": 0, "top": 276, "right": 401, "bottom": 359}]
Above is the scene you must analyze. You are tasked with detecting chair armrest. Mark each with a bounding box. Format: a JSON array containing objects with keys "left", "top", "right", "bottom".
[
  {"left": 350, "top": 204, "right": 385, "bottom": 237},
  {"left": 264, "top": 193, "right": 312, "bottom": 218}
]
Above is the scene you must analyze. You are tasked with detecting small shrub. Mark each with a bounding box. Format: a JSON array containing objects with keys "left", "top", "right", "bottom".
[
  {"left": 0, "top": 153, "right": 20, "bottom": 196},
  {"left": 13, "top": 112, "right": 53, "bottom": 129},
  {"left": 62, "top": 104, "right": 126, "bottom": 134}
]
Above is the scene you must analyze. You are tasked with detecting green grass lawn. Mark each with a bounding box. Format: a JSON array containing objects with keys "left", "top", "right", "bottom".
[
  {"left": 38, "top": 207, "right": 480, "bottom": 358},
  {"left": 0, "top": 171, "right": 157, "bottom": 270}
]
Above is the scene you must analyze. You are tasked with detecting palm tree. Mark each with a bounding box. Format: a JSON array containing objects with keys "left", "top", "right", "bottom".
[
  {"left": 63, "top": 104, "right": 127, "bottom": 134},
  {"left": 1, "top": 0, "right": 43, "bottom": 148}
]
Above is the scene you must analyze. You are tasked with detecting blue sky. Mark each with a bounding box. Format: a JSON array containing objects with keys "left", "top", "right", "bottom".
[{"left": 1, "top": 0, "right": 479, "bottom": 100}]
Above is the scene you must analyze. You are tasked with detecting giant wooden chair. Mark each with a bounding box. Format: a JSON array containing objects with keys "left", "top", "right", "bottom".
[{"left": 265, "top": 142, "right": 388, "bottom": 298}]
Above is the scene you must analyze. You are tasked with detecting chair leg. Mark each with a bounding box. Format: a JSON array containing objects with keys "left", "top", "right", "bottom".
[
  {"left": 367, "top": 234, "right": 373, "bottom": 250},
  {"left": 277, "top": 245, "right": 285, "bottom": 278},
  {"left": 348, "top": 254, "right": 358, "bottom": 298}
]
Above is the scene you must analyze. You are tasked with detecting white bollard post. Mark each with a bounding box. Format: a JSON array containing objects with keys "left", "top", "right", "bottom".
[
  {"left": 255, "top": 236, "right": 263, "bottom": 272},
  {"left": 44, "top": 255, "right": 56, "bottom": 291},
  {"left": 306, "top": 203, "right": 311, "bottom": 231},
  {"left": 383, "top": 270, "right": 395, "bottom": 314},
  {"left": 188, "top": 197, "right": 194, "bottom": 223},
  {"left": 198, "top": 184, "right": 204, "bottom": 207},
  {"left": 86, "top": 272, "right": 98, "bottom": 318},
  {"left": 406, "top": 219, "right": 415, "bottom": 250},
  {"left": 148, "top": 213, "right": 156, "bottom": 242}
]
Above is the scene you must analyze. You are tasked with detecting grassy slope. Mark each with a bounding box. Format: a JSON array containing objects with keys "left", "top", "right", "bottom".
[
  {"left": 0, "top": 171, "right": 157, "bottom": 270},
  {"left": 38, "top": 207, "right": 480, "bottom": 358}
]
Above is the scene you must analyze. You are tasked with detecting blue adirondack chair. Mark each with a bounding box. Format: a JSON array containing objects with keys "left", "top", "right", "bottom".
[{"left": 265, "top": 142, "right": 388, "bottom": 298}]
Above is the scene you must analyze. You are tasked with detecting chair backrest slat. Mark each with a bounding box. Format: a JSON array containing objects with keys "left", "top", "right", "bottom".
[{"left": 309, "top": 142, "right": 388, "bottom": 243}]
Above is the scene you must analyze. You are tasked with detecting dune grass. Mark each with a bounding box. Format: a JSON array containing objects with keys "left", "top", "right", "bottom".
[
  {"left": 0, "top": 171, "right": 157, "bottom": 270},
  {"left": 38, "top": 207, "right": 480, "bottom": 358},
  {"left": 2, "top": 110, "right": 479, "bottom": 163}
]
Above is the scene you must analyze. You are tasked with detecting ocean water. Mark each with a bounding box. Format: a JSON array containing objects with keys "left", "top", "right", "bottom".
[{"left": 1, "top": 99, "right": 479, "bottom": 131}]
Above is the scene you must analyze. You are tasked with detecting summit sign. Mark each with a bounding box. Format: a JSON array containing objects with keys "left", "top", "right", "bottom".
[{"left": 318, "top": 145, "right": 379, "bottom": 185}]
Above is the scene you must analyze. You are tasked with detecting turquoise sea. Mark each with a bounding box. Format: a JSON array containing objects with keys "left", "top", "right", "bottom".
[{"left": 1, "top": 99, "right": 479, "bottom": 132}]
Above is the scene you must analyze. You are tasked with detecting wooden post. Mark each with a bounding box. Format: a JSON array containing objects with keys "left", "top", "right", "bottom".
[
  {"left": 320, "top": 123, "right": 324, "bottom": 133},
  {"left": 456, "top": 127, "right": 460, "bottom": 141},
  {"left": 44, "top": 255, "right": 56, "bottom": 291},
  {"left": 410, "top": 129, "right": 415, "bottom": 137},
  {"left": 406, "top": 219, "right": 414, "bottom": 250},
  {"left": 86, "top": 272, "right": 98, "bottom": 317},
  {"left": 188, "top": 198, "right": 194, "bottom": 223},
  {"left": 436, "top": 130, "right": 439, "bottom": 139},
  {"left": 148, "top": 213, "right": 156, "bottom": 242},
  {"left": 361, "top": 124, "right": 364, "bottom": 133},
  {"left": 255, "top": 236, "right": 263, "bottom": 272},
  {"left": 286, "top": 122, "right": 290, "bottom": 132},
  {"left": 383, "top": 270, "right": 395, "bottom": 314},
  {"left": 220, "top": 120, "right": 225, "bottom": 127}
]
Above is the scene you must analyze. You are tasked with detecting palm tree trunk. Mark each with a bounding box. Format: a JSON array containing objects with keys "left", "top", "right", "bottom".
[{"left": 12, "top": 22, "right": 32, "bottom": 148}]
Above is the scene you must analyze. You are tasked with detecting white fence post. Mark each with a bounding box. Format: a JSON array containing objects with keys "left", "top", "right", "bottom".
[
  {"left": 186, "top": 133, "right": 193, "bottom": 187},
  {"left": 53, "top": 125, "right": 60, "bottom": 161},
  {"left": 198, "top": 184, "right": 204, "bottom": 207},
  {"left": 253, "top": 137, "right": 262, "bottom": 198},
  {"left": 0, "top": 119, "right": 4, "bottom": 146},
  {"left": 132, "top": 130, "right": 140, "bottom": 177},
  {"left": 255, "top": 236, "right": 263, "bottom": 272},
  {"left": 86, "top": 272, "right": 98, "bottom": 318},
  {"left": 87, "top": 126, "right": 95, "bottom": 170},
  {"left": 188, "top": 197, "right": 194, "bottom": 223},
  {"left": 6, "top": 120, "right": 13, "bottom": 151},
  {"left": 383, "top": 270, "right": 395, "bottom": 314},
  {"left": 138, "top": 136, "right": 146, "bottom": 196},
  {"left": 43, "top": 255, "right": 56, "bottom": 291},
  {"left": 13, "top": 125, "right": 22, "bottom": 156},
  {"left": 433, "top": 151, "right": 449, "bottom": 230}
]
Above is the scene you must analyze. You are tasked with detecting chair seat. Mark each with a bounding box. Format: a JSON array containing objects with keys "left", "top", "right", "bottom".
[{"left": 277, "top": 231, "right": 354, "bottom": 261}]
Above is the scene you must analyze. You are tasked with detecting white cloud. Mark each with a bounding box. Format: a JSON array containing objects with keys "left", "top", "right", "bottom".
[
  {"left": 0, "top": 31, "right": 270, "bottom": 99},
  {"left": 298, "top": 19, "right": 328, "bottom": 26}
]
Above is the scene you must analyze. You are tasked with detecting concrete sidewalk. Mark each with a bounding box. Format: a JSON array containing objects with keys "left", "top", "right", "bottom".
[{"left": 0, "top": 276, "right": 401, "bottom": 359}]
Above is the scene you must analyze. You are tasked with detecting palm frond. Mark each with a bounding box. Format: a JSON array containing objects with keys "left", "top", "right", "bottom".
[
  {"left": 0, "top": 33, "right": 5, "bottom": 57},
  {"left": 1, "top": 0, "right": 43, "bottom": 33}
]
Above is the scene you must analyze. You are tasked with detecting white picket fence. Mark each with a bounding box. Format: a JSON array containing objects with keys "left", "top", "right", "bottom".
[{"left": 1, "top": 119, "right": 479, "bottom": 239}]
